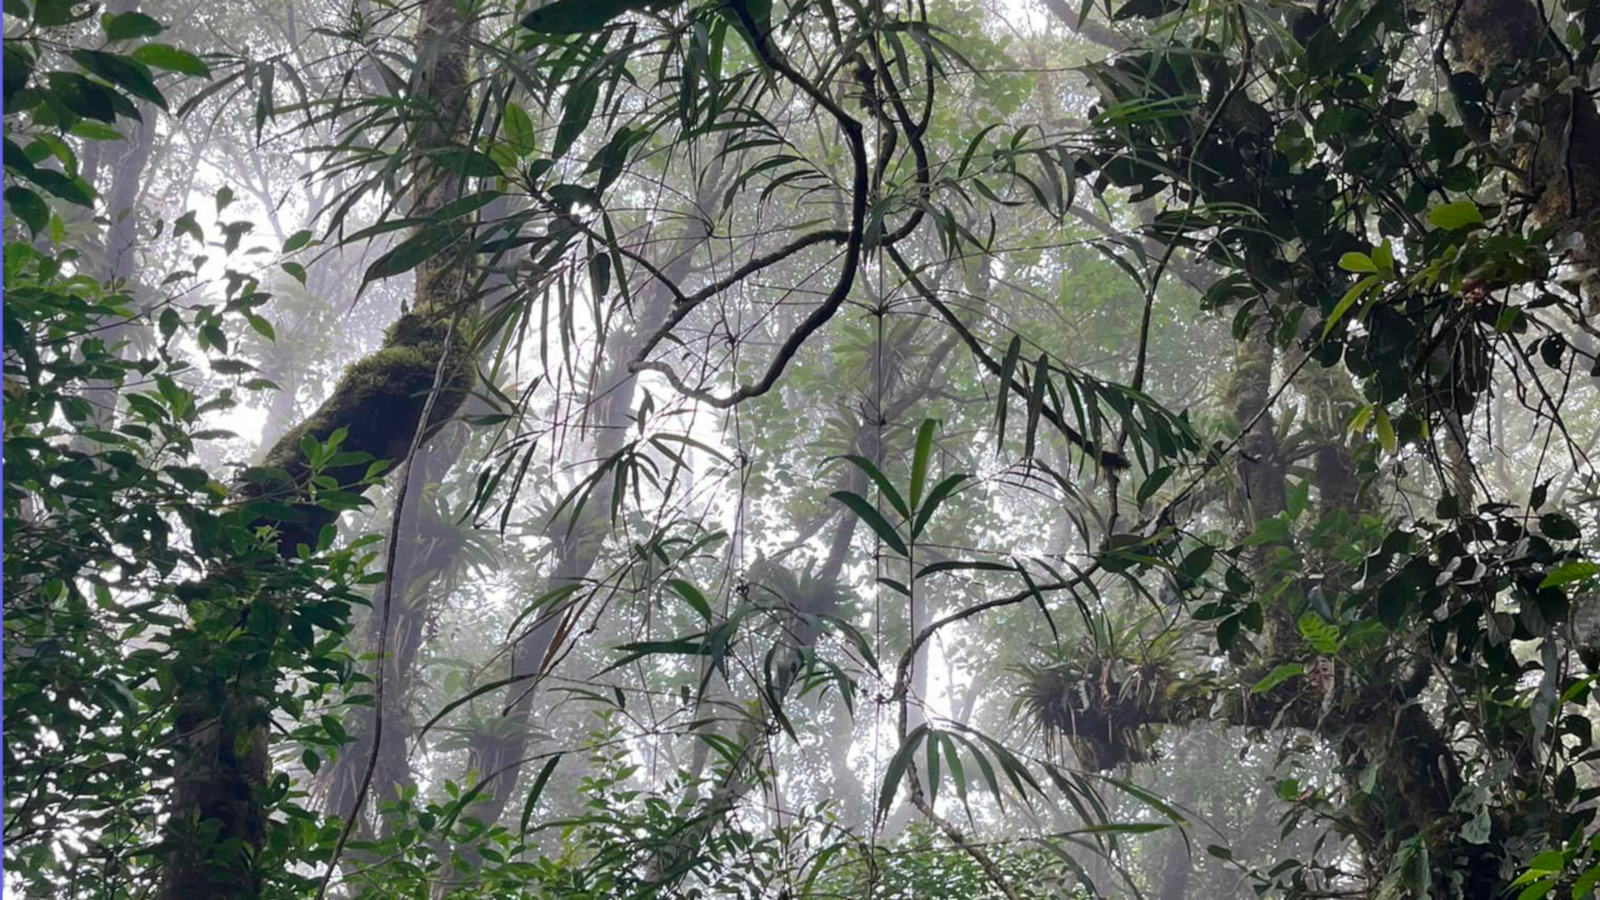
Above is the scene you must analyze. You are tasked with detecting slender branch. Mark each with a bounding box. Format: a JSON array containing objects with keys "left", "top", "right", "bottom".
[
  {"left": 313, "top": 311, "right": 463, "bottom": 900},
  {"left": 627, "top": 7, "right": 868, "bottom": 408}
]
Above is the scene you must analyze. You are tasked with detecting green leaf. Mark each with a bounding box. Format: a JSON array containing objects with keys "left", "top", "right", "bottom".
[
  {"left": 432, "top": 148, "right": 502, "bottom": 178},
  {"left": 1372, "top": 239, "right": 1394, "bottom": 273},
  {"left": 1094, "top": 773, "right": 1189, "bottom": 825},
  {"left": 995, "top": 335, "right": 1022, "bottom": 452},
  {"left": 1251, "top": 663, "right": 1305, "bottom": 694},
  {"left": 5, "top": 46, "right": 33, "bottom": 109},
  {"left": 35, "top": 0, "right": 95, "bottom": 27},
  {"left": 322, "top": 714, "right": 347, "bottom": 743},
  {"left": 360, "top": 223, "right": 464, "bottom": 288},
  {"left": 877, "top": 725, "right": 927, "bottom": 821},
  {"left": 29, "top": 169, "right": 94, "bottom": 206},
  {"left": 1375, "top": 408, "right": 1396, "bottom": 454},
  {"left": 1024, "top": 353, "right": 1048, "bottom": 460},
  {"left": 1427, "top": 200, "right": 1483, "bottom": 230},
  {"left": 553, "top": 78, "right": 599, "bottom": 159},
  {"left": 67, "top": 121, "right": 124, "bottom": 141},
  {"left": 502, "top": 583, "right": 586, "bottom": 643},
  {"left": 69, "top": 50, "right": 166, "bottom": 110},
  {"left": 173, "top": 210, "right": 202, "bottom": 242},
  {"left": 666, "top": 579, "right": 712, "bottom": 621},
  {"left": 102, "top": 11, "right": 163, "bottom": 41},
  {"left": 876, "top": 577, "right": 911, "bottom": 597},
  {"left": 1297, "top": 612, "right": 1342, "bottom": 655},
  {"left": 1176, "top": 544, "right": 1214, "bottom": 587},
  {"left": 1528, "top": 851, "right": 1567, "bottom": 874},
  {"left": 909, "top": 418, "right": 937, "bottom": 513},
  {"left": 1285, "top": 477, "right": 1310, "bottom": 520},
  {"left": 1113, "top": 0, "right": 1183, "bottom": 20},
  {"left": 1338, "top": 252, "right": 1376, "bottom": 273},
  {"left": 1137, "top": 465, "right": 1174, "bottom": 505},
  {"left": 46, "top": 71, "right": 118, "bottom": 122},
  {"left": 1540, "top": 512, "right": 1582, "bottom": 541},
  {"left": 831, "top": 491, "right": 908, "bottom": 556},
  {"left": 911, "top": 473, "right": 968, "bottom": 539},
  {"left": 1571, "top": 862, "right": 1600, "bottom": 900},
  {"left": 915, "top": 559, "right": 1014, "bottom": 580},
  {"left": 504, "top": 102, "right": 536, "bottom": 156},
  {"left": 1322, "top": 274, "right": 1377, "bottom": 339},
  {"left": 431, "top": 190, "right": 503, "bottom": 222},
  {"left": 836, "top": 455, "right": 910, "bottom": 520},
  {"left": 1513, "top": 878, "right": 1555, "bottom": 900},
  {"left": 942, "top": 734, "right": 967, "bottom": 808},
  {"left": 129, "top": 43, "right": 209, "bottom": 78},
  {"left": 210, "top": 359, "right": 256, "bottom": 375},
  {"left": 518, "top": 755, "right": 561, "bottom": 837},
  {"left": 1539, "top": 559, "right": 1598, "bottom": 588},
  {"left": 280, "top": 262, "right": 307, "bottom": 286},
  {"left": 282, "top": 229, "right": 313, "bottom": 253},
  {"left": 1060, "top": 822, "right": 1171, "bottom": 836},
  {"left": 6, "top": 186, "right": 48, "bottom": 236}
]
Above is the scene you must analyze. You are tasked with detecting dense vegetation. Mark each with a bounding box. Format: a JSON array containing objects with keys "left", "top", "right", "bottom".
[{"left": 4, "top": 0, "right": 1598, "bottom": 896}]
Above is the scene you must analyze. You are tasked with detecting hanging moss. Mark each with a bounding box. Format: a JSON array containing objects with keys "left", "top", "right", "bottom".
[{"left": 244, "top": 311, "right": 475, "bottom": 553}]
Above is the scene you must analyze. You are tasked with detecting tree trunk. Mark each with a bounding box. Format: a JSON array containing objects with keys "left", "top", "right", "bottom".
[{"left": 155, "top": 0, "right": 476, "bottom": 895}]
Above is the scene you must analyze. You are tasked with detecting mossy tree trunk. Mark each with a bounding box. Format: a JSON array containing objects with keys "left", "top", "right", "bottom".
[
  {"left": 155, "top": 0, "right": 475, "bottom": 896},
  {"left": 1452, "top": 0, "right": 1600, "bottom": 303}
]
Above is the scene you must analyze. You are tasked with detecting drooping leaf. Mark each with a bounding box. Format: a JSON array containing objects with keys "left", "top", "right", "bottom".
[
  {"left": 69, "top": 50, "right": 167, "bottom": 110},
  {"left": 6, "top": 186, "right": 49, "bottom": 236},
  {"left": 359, "top": 223, "right": 465, "bottom": 288},
  {"left": 666, "top": 579, "right": 713, "bottom": 621},
  {"left": 518, "top": 755, "right": 561, "bottom": 836},
  {"left": 553, "top": 78, "right": 599, "bottom": 159},
  {"left": 831, "top": 491, "right": 908, "bottom": 556},
  {"left": 503, "top": 101, "right": 536, "bottom": 156},
  {"left": 995, "top": 335, "right": 1022, "bottom": 452},
  {"left": 909, "top": 418, "right": 937, "bottom": 513},
  {"left": 877, "top": 725, "right": 928, "bottom": 821},
  {"left": 282, "top": 229, "right": 313, "bottom": 253},
  {"left": 911, "top": 473, "right": 968, "bottom": 539},
  {"left": 833, "top": 455, "right": 910, "bottom": 520}
]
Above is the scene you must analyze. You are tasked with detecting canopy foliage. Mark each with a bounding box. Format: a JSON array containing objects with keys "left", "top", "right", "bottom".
[{"left": 4, "top": 0, "right": 1599, "bottom": 897}]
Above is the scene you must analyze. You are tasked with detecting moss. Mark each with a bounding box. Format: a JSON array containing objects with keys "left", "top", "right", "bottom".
[
  {"left": 1455, "top": 0, "right": 1548, "bottom": 79},
  {"left": 246, "top": 311, "right": 474, "bottom": 553}
]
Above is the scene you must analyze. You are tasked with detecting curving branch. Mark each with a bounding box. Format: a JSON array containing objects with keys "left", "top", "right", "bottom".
[{"left": 626, "top": 5, "right": 868, "bottom": 408}]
